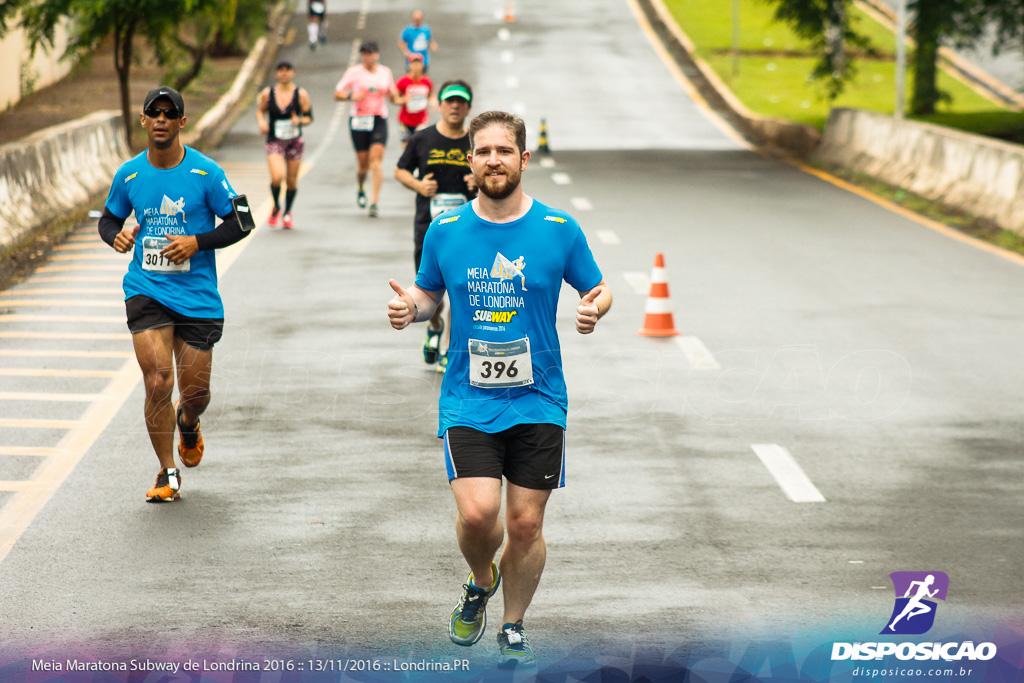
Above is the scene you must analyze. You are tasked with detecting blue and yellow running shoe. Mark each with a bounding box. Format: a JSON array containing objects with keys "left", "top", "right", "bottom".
[
  {"left": 497, "top": 620, "right": 536, "bottom": 667},
  {"left": 449, "top": 562, "right": 500, "bottom": 646}
]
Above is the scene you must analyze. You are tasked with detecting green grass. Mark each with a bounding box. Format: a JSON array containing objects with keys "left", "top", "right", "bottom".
[{"left": 665, "top": 0, "right": 1024, "bottom": 137}]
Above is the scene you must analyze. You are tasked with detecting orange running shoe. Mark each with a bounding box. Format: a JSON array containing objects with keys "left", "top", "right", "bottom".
[
  {"left": 176, "top": 404, "right": 204, "bottom": 468},
  {"left": 146, "top": 467, "right": 181, "bottom": 502}
]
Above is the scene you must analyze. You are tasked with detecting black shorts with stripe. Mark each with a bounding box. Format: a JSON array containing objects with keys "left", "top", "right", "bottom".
[
  {"left": 443, "top": 423, "right": 565, "bottom": 490},
  {"left": 125, "top": 295, "right": 223, "bottom": 351}
]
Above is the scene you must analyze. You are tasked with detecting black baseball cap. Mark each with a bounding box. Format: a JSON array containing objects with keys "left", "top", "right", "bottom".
[
  {"left": 359, "top": 41, "right": 379, "bottom": 53},
  {"left": 143, "top": 86, "right": 185, "bottom": 115},
  {"left": 276, "top": 59, "right": 294, "bottom": 70}
]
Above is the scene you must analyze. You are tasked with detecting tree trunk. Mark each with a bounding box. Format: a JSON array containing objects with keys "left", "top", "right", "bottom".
[
  {"left": 113, "top": 19, "right": 137, "bottom": 148},
  {"left": 911, "top": 0, "right": 942, "bottom": 115},
  {"left": 825, "top": 0, "right": 847, "bottom": 78},
  {"left": 173, "top": 43, "right": 207, "bottom": 92}
]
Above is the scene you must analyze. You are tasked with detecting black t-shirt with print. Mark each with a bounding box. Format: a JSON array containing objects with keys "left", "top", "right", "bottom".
[{"left": 396, "top": 124, "right": 477, "bottom": 230}]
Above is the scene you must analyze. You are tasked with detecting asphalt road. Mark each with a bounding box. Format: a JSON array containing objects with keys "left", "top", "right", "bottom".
[{"left": 1, "top": 0, "right": 1022, "bottom": 680}]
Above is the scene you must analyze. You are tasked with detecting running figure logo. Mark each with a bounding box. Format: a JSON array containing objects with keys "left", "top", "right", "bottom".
[
  {"left": 491, "top": 252, "right": 527, "bottom": 291},
  {"left": 159, "top": 195, "right": 187, "bottom": 221},
  {"left": 881, "top": 571, "right": 949, "bottom": 635}
]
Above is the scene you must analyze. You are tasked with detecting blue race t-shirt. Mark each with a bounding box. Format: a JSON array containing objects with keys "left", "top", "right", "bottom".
[
  {"left": 415, "top": 199, "right": 603, "bottom": 437},
  {"left": 105, "top": 147, "right": 237, "bottom": 319},
  {"left": 401, "top": 24, "right": 432, "bottom": 66}
]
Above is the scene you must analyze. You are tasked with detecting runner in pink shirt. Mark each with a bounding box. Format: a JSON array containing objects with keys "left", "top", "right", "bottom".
[{"left": 334, "top": 41, "right": 399, "bottom": 217}]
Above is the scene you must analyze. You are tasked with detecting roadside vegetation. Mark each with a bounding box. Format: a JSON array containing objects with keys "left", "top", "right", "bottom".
[{"left": 664, "top": 0, "right": 1024, "bottom": 141}]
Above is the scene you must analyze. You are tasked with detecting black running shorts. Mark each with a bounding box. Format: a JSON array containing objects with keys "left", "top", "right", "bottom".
[
  {"left": 350, "top": 115, "right": 388, "bottom": 151},
  {"left": 443, "top": 423, "right": 566, "bottom": 490},
  {"left": 125, "top": 295, "right": 224, "bottom": 351}
]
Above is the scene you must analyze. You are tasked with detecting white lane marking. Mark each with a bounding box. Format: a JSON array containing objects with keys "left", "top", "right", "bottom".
[
  {"left": 512, "top": 102, "right": 527, "bottom": 116},
  {"left": 498, "top": 27, "right": 511, "bottom": 41},
  {"left": 751, "top": 444, "right": 827, "bottom": 503},
  {"left": 0, "top": 393, "right": 102, "bottom": 403},
  {"left": 0, "top": 315, "right": 123, "bottom": 324},
  {"left": 570, "top": 197, "right": 593, "bottom": 211},
  {"left": 538, "top": 157, "right": 556, "bottom": 168},
  {"left": 623, "top": 271, "right": 650, "bottom": 295},
  {"left": 501, "top": 50, "right": 514, "bottom": 64},
  {"left": 0, "top": 369, "right": 119, "bottom": 379},
  {"left": 0, "top": 350, "right": 131, "bottom": 358},
  {"left": 0, "top": 447, "right": 64, "bottom": 456},
  {"left": 676, "top": 336, "right": 720, "bottom": 370},
  {"left": 0, "top": 300, "right": 122, "bottom": 308},
  {"left": 551, "top": 172, "right": 571, "bottom": 185},
  {"left": 596, "top": 230, "right": 621, "bottom": 245},
  {"left": 506, "top": 75, "right": 519, "bottom": 89}
]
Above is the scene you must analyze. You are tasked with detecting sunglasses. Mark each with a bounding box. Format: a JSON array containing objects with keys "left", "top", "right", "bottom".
[{"left": 144, "top": 106, "right": 182, "bottom": 119}]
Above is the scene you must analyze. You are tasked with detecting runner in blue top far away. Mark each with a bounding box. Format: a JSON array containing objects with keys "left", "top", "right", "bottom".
[{"left": 397, "top": 9, "right": 438, "bottom": 72}]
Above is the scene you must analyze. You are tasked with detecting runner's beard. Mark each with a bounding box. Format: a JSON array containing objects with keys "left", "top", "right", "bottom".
[{"left": 476, "top": 167, "right": 521, "bottom": 200}]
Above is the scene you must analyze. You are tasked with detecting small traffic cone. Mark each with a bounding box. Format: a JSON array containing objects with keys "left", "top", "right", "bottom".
[
  {"left": 537, "top": 118, "right": 550, "bottom": 154},
  {"left": 505, "top": 0, "right": 515, "bottom": 21},
  {"left": 638, "top": 253, "right": 680, "bottom": 337}
]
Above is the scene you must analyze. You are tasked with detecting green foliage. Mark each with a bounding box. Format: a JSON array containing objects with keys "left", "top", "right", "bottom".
[
  {"left": 667, "top": 0, "right": 1022, "bottom": 137},
  {"left": 765, "top": 0, "right": 875, "bottom": 100},
  {"left": 0, "top": 0, "right": 271, "bottom": 144}
]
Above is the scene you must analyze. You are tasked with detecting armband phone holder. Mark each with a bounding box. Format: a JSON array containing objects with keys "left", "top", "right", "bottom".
[{"left": 232, "top": 195, "right": 256, "bottom": 232}]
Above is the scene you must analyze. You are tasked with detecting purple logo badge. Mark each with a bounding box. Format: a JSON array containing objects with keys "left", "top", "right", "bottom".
[{"left": 881, "top": 571, "right": 949, "bottom": 635}]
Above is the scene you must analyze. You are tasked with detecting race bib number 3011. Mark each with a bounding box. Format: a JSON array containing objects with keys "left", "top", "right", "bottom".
[
  {"left": 469, "top": 337, "right": 533, "bottom": 388},
  {"left": 141, "top": 236, "right": 189, "bottom": 273}
]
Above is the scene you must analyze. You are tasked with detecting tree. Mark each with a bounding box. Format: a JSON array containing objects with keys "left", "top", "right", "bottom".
[
  {"left": 908, "top": 0, "right": 964, "bottom": 114},
  {"left": 0, "top": 0, "right": 268, "bottom": 145},
  {"left": 767, "top": 0, "right": 873, "bottom": 100}
]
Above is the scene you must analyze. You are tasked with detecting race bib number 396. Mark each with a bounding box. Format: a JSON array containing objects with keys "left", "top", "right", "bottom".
[{"left": 469, "top": 337, "right": 534, "bottom": 388}]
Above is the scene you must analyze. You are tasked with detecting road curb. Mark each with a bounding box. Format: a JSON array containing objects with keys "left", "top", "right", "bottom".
[{"left": 636, "top": 0, "right": 821, "bottom": 158}]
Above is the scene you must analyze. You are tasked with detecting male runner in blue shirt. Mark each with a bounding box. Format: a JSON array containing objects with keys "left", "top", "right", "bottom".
[
  {"left": 397, "top": 9, "right": 438, "bottom": 71},
  {"left": 387, "top": 110, "right": 612, "bottom": 667},
  {"left": 99, "top": 86, "right": 251, "bottom": 502}
]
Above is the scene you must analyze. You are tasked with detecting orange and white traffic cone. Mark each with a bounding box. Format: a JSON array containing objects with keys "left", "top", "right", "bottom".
[
  {"left": 505, "top": 0, "right": 516, "bottom": 22},
  {"left": 638, "top": 253, "right": 680, "bottom": 336}
]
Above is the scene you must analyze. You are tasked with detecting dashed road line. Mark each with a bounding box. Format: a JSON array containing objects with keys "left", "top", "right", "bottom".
[
  {"left": 623, "top": 271, "right": 650, "bottom": 295},
  {"left": 0, "top": 299, "right": 123, "bottom": 308},
  {"left": 751, "top": 444, "right": 826, "bottom": 503},
  {"left": 0, "top": 315, "right": 123, "bottom": 324},
  {"left": 0, "top": 419, "right": 84, "bottom": 429},
  {"left": 0, "top": 393, "right": 103, "bottom": 403},
  {"left": 676, "top": 336, "right": 720, "bottom": 370},
  {"left": 596, "top": 230, "right": 621, "bottom": 245},
  {"left": 570, "top": 197, "right": 593, "bottom": 211},
  {"left": 551, "top": 172, "right": 571, "bottom": 185},
  {"left": 538, "top": 157, "right": 556, "bottom": 168},
  {"left": 0, "top": 369, "right": 120, "bottom": 379},
  {"left": 0, "top": 447, "right": 65, "bottom": 456},
  {"left": 0, "top": 331, "right": 129, "bottom": 340},
  {"left": 0, "top": 349, "right": 132, "bottom": 358},
  {"left": 0, "top": 288, "right": 122, "bottom": 295}
]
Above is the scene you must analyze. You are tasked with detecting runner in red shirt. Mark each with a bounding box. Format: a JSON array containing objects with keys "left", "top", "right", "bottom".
[{"left": 395, "top": 53, "right": 433, "bottom": 149}]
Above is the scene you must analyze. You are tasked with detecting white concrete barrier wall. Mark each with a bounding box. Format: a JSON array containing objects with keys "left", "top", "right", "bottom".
[
  {"left": 817, "top": 108, "right": 1024, "bottom": 236},
  {"left": 0, "top": 110, "right": 130, "bottom": 251}
]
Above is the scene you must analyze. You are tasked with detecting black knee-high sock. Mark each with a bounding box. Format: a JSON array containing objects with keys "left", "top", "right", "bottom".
[
  {"left": 285, "top": 189, "right": 297, "bottom": 213},
  {"left": 271, "top": 184, "right": 281, "bottom": 211}
]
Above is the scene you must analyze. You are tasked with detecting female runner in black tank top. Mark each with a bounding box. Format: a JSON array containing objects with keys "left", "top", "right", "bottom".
[{"left": 256, "top": 60, "right": 312, "bottom": 228}]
